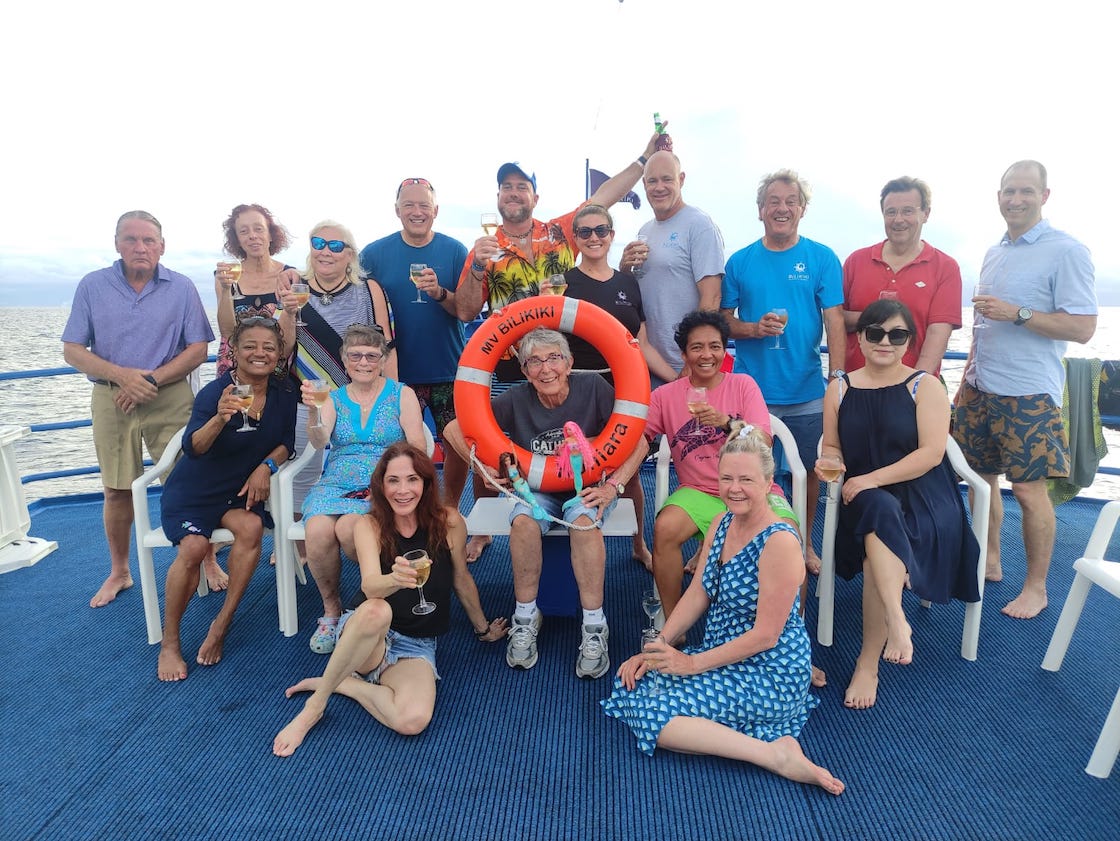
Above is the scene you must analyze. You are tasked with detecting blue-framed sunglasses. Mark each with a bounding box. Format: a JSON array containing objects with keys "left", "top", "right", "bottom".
[{"left": 311, "top": 236, "right": 348, "bottom": 253}]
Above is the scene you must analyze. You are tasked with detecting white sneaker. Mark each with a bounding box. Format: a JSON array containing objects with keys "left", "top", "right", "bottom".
[
  {"left": 576, "top": 623, "right": 610, "bottom": 679},
  {"left": 506, "top": 611, "right": 543, "bottom": 670}
]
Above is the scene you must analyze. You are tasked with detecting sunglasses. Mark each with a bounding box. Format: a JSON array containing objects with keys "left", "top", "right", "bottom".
[
  {"left": 346, "top": 351, "right": 384, "bottom": 363},
  {"left": 239, "top": 316, "right": 278, "bottom": 327},
  {"left": 575, "top": 225, "right": 613, "bottom": 240},
  {"left": 397, "top": 177, "right": 434, "bottom": 197},
  {"left": 310, "top": 236, "right": 348, "bottom": 253},
  {"left": 863, "top": 325, "right": 913, "bottom": 346}
]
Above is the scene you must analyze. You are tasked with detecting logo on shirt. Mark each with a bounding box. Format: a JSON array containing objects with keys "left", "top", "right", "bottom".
[
  {"left": 614, "top": 291, "right": 634, "bottom": 308},
  {"left": 788, "top": 260, "right": 810, "bottom": 282},
  {"left": 531, "top": 428, "right": 565, "bottom": 455}
]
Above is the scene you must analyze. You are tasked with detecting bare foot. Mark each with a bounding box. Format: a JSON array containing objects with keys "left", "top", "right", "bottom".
[
  {"left": 204, "top": 556, "right": 229, "bottom": 591},
  {"left": 465, "top": 535, "right": 492, "bottom": 564},
  {"left": 1002, "top": 589, "right": 1047, "bottom": 619},
  {"left": 882, "top": 619, "right": 913, "bottom": 665},
  {"left": 805, "top": 548, "right": 822, "bottom": 576},
  {"left": 158, "top": 644, "right": 188, "bottom": 682},
  {"left": 284, "top": 677, "right": 323, "bottom": 698},
  {"left": 90, "top": 572, "right": 133, "bottom": 608},
  {"left": 633, "top": 544, "right": 653, "bottom": 572},
  {"left": 811, "top": 665, "right": 827, "bottom": 688},
  {"left": 769, "top": 735, "right": 845, "bottom": 795},
  {"left": 683, "top": 548, "right": 701, "bottom": 575},
  {"left": 844, "top": 665, "right": 879, "bottom": 709},
  {"left": 196, "top": 620, "right": 228, "bottom": 666},
  {"left": 272, "top": 705, "right": 325, "bottom": 757},
  {"left": 985, "top": 560, "right": 1003, "bottom": 582}
]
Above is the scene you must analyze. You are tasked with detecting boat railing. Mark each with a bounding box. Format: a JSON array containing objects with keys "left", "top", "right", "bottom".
[{"left": 4, "top": 350, "right": 1118, "bottom": 491}]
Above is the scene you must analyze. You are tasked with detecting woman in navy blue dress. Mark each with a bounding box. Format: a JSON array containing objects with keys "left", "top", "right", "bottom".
[
  {"left": 817, "top": 300, "right": 979, "bottom": 710},
  {"left": 157, "top": 318, "right": 297, "bottom": 682}
]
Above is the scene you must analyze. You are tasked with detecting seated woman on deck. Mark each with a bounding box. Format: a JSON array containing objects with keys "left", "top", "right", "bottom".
[
  {"left": 817, "top": 299, "right": 980, "bottom": 710},
  {"left": 272, "top": 443, "right": 507, "bottom": 755},
  {"left": 301, "top": 325, "right": 427, "bottom": 656},
  {"left": 601, "top": 428, "right": 844, "bottom": 795},
  {"left": 157, "top": 317, "right": 297, "bottom": 682}
]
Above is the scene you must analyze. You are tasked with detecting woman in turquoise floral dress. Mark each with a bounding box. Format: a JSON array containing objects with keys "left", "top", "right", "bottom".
[
  {"left": 301, "top": 325, "right": 427, "bottom": 655},
  {"left": 602, "top": 428, "right": 844, "bottom": 795}
]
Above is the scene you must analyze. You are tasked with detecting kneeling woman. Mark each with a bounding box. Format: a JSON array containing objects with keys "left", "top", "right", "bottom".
[
  {"left": 602, "top": 429, "right": 844, "bottom": 795},
  {"left": 157, "top": 317, "right": 297, "bottom": 681},
  {"left": 273, "top": 443, "right": 507, "bottom": 756}
]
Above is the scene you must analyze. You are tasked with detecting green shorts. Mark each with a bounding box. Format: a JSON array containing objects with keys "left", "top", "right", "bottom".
[{"left": 661, "top": 487, "right": 799, "bottom": 540}]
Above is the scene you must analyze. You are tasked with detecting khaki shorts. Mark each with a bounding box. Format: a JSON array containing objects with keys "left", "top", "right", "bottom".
[{"left": 92, "top": 379, "right": 194, "bottom": 489}]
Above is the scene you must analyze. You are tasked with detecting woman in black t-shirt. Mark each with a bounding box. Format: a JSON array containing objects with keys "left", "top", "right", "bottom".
[{"left": 272, "top": 442, "right": 507, "bottom": 756}]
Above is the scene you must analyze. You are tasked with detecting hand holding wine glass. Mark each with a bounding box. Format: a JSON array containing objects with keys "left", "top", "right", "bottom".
[
  {"left": 769, "top": 308, "right": 789, "bottom": 349},
  {"left": 305, "top": 379, "right": 330, "bottom": 429},
  {"left": 972, "top": 280, "right": 993, "bottom": 329},
  {"left": 409, "top": 263, "right": 428, "bottom": 304},
  {"left": 290, "top": 283, "right": 310, "bottom": 326},
  {"left": 403, "top": 549, "right": 436, "bottom": 615},
  {"left": 232, "top": 383, "right": 255, "bottom": 432},
  {"left": 480, "top": 213, "right": 503, "bottom": 262},
  {"left": 815, "top": 453, "right": 845, "bottom": 500},
  {"left": 542, "top": 274, "right": 567, "bottom": 297},
  {"left": 217, "top": 260, "right": 245, "bottom": 300},
  {"left": 685, "top": 385, "right": 708, "bottom": 435}
]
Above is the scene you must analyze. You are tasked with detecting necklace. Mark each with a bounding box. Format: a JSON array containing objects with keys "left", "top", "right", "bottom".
[
  {"left": 500, "top": 225, "right": 531, "bottom": 243},
  {"left": 313, "top": 276, "right": 350, "bottom": 305}
]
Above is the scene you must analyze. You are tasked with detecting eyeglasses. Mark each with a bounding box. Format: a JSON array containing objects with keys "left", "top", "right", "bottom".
[
  {"left": 863, "top": 325, "right": 913, "bottom": 346},
  {"left": 311, "top": 236, "right": 348, "bottom": 253},
  {"left": 522, "top": 352, "right": 567, "bottom": 372},
  {"left": 346, "top": 351, "right": 384, "bottom": 363},
  {"left": 575, "top": 225, "right": 613, "bottom": 240},
  {"left": 239, "top": 316, "right": 278, "bottom": 327},
  {"left": 397, "top": 177, "right": 434, "bottom": 197}
]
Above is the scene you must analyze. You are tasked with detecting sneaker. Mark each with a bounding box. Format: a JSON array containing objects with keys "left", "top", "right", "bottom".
[
  {"left": 309, "top": 616, "right": 339, "bottom": 654},
  {"left": 506, "top": 611, "right": 543, "bottom": 670},
  {"left": 576, "top": 623, "right": 610, "bottom": 679}
]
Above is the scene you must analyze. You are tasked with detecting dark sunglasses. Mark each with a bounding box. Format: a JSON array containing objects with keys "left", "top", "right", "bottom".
[
  {"left": 575, "top": 225, "right": 613, "bottom": 240},
  {"left": 863, "top": 325, "right": 913, "bottom": 346},
  {"left": 240, "top": 316, "right": 278, "bottom": 327},
  {"left": 310, "top": 236, "right": 348, "bottom": 253},
  {"left": 396, "top": 177, "right": 434, "bottom": 197}
]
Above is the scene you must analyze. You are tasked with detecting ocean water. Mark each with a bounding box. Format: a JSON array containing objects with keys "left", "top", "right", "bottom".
[{"left": 2, "top": 306, "right": 1118, "bottom": 502}]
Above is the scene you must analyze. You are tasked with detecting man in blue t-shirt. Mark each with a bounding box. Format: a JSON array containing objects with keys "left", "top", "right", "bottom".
[
  {"left": 720, "top": 170, "right": 846, "bottom": 572},
  {"left": 360, "top": 178, "right": 470, "bottom": 505}
]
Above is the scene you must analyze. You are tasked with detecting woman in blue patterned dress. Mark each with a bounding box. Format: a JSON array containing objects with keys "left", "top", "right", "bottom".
[
  {"left": 302, "top": 325, "right": 427, "bottom": 654},
  {"left": 602, "top": 428, "right": 844, "bottom": 795}
]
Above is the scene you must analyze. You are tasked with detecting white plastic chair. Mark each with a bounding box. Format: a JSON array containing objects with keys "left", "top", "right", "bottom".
[
  {"left": 1041, "top": 500, "right": 1120, "bottom": 778},
  {"left": 816, "top": 434, "right": 988, "bottom": 660},
  {"left": 131, "top": 426, "right": 299, "bottom": 645},
  {"left": 273, "top": 425, "right": 435, "bottom": 624},
  {"left": 654, "top": 414, "right": 808, "bottom": 550}
]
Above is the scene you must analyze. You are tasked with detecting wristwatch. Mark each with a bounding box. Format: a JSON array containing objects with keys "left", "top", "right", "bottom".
[
  {"left": 1015, "top": 306, "right": 1033, "bottom": 326},
  {"left": 829, "top": 369, "right": 845, "bottom": 380},
  {"left": 610, "top": 477, "right": 625, "bottom": 495}
]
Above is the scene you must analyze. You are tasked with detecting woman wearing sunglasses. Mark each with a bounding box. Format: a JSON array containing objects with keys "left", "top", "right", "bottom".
[
  {"left": 817, "top": 299, "right": 979, "bottom": 710},
  {"left": 300, "top": 325, "right": 427, "bottom": 655},
  {"left": 278, "top": 221, "right": 398, "bottom": 572},
  {"left": 562, "top": 204, "right": 678, "bottom": 569}
]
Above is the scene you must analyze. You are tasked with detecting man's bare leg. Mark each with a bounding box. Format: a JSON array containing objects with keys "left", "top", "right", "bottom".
[
  {"left": 197, "top": 511, "right": 263, "bottom": 666},
  {"left": 627, "top": 481, "right": 653, "bottom": 570},
  {"left": 651, "top": 506, "right": 696, "bottom": 625},
  {"left": 1003, "top": 479, "right": 1053, "bottom": 619},
  {"left": 465, "top": 473, "right": 493, "bottom": 563},
  {"left": 509, "top": 516, "right": 544, "bottom": 603},
  {"left": 569, "top": 519, "right": 606, "bottom": 611},
  {"left": 91, "top": 487, "right": 135, "bottom": 608},
  {"left": 273, "top": 599, "right": 392, "bottom": 756}
]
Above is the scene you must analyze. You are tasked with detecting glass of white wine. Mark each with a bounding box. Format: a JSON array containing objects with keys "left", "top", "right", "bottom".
[
  {"left": 232, "top": 383, "right": 255, "bottom": 433},
  {"left": 632, "top": 234, "right": 649, "bottom": 277},
  {"left": 640, "top": 627, "right": 663, "bottom": 696},
  {"left": 816, "top": 453, "right": 844, "bottom": 500},
  {"left": 307, "top": 379, "right": 329, "bottom": 429},
  {"left": 290, "top": 282, "right": 311, "bottom": 326},
  {"left": 543, "top": 274, "right": 567, "bottom": 297},
  {"left": 770, "top": 307, "right": 789, "bottom": 349},
  {"left": 404, "top": 549, "right": 436, "bottom": 615},
  {"left": 480, "top": 212, "right": 502, "bottom": 262},
  {"left": 410, "top": 263, "right": 427, "bottom": 304},
  {"left": 641, "top": 588, "right": 661, "bottom": 632},
  {"left": 685, "top": 385, "right": 707, "bottom": 436},
  {"left": 218, "top": 260, "right": 245, "bottom": 300}
]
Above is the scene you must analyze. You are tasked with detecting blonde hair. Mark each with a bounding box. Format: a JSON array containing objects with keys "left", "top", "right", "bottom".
[
  {"left": 720, "top": 422, "right": 776, "bottom": 482},
  {"left": 302, "top": 219, "right": 363, "bottom": 286}
]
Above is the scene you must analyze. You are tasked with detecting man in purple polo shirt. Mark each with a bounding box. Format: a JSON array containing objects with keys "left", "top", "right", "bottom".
[{"left": 63, "top": 211, "right": 214, "bottom": 609}]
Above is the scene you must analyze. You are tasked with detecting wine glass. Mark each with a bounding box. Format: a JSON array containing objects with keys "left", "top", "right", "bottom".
[
  {"left": 409, "top": 263, "right": 428, "bottom": 304},
  {"left": 291, "top": 282, "right": 310, "bottom": 326},
  {"left": 685, "top": 385, "right": 707, "bottom": 436},
  {"left": 816, "top": 454, "right": 844, "bottom": 501},
  {"left": 404, "top": 549, "right": 436, "bottom": 615},
  {"left": 480, "top": 212, "right": 503, "bottom": 262},
  {"left": 640, "top": 627, "right": 663, "bottom": 696},
  {"left": 307, "top": 379, "right": 329, "bottom": 429},
  {"left": 232, "top": 384, "right": 255, "bottom": 433},
  {"left": 973, "top": 280, "right": 993, "bottom": 330},
  {"left": 632, "top": 234, "right": 649, "bottom": 277},
  {"left": 218, "top": 260, "right": 245, "bottom": 300},
  {"left": 543, "top": 274, "right": 567, "bottom": 297},
  {"left": 770, "top": 308, "right": 789, "bottom": 349},
  {"left": 641, "top": 589, "right": 661, "bottom": 632}
]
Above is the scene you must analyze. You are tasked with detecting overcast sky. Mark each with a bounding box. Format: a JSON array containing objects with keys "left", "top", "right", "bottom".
[{"left": 2, "top": 0, "right": 1116, "bottom": 308}]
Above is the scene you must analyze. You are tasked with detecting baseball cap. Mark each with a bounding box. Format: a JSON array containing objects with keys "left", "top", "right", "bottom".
[{"left": 497, "top": 162, "right": 537, "bottom": 192}]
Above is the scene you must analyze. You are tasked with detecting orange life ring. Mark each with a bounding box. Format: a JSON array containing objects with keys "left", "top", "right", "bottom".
[{"left": 455, "top": 296, "right": 650, "bottom": 492}]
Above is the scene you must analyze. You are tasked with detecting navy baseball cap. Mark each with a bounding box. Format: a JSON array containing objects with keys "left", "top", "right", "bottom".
[{"left": 497, "top": 162, "right": 537, "bottom": 192}]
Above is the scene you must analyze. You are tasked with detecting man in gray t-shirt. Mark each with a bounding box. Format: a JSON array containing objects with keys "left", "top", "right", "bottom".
[
  {"left": 621, "top": 151, "right": 725, "bottom": 385},
  {"left": 444, "top": 329, "right": 648, "bottom": 681}
]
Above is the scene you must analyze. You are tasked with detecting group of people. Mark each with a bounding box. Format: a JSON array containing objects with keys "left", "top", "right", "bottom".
[{"left": 60, "top": 136, "right": 1094, "bottom": 794}]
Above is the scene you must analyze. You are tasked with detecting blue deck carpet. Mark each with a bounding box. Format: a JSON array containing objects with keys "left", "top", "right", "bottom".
[{"left": 2, "top": 471, "right": 1119, "bottom": 840}]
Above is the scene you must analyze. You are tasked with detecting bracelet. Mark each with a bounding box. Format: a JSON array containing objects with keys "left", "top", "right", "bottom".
[
  {"left": 474, "top": 621, "right": 490, "bottom": 638},
  {"left": 637, "top": 155, "right": 648, "bottom": 166},
  {"left": 437, "top": 287, "right": 449, "bottom": 302},
  {"left": 471, "top": 260, "right": 487, "bottom": 274}
]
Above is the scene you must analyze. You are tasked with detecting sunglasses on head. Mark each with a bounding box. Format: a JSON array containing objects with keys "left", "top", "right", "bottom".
[
  {"left": 240, "top": 316, "right": 278, "bottom": 328},
  {"left": 310, "top": 236, "right": 348, "bottom": 253},
  {"left": 863, "top": 325, "right": 913, "bottom": 345},
  {"left": 396, "top": 177, "right": 434, "bottom": 197},
  {"left": 574, "top": 225, "right": 613, "bottom": 240}
]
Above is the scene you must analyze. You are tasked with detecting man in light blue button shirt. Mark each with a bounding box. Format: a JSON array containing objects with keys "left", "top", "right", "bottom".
[{"left": 953, "top": 161, "right": 1097, "bottom": 620}]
